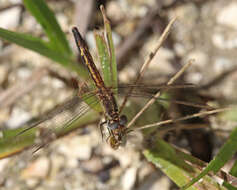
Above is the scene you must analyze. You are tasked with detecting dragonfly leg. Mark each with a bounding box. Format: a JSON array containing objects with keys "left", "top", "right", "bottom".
[{"left": 99, "top": 120, "right": 107, "bottom": 140}]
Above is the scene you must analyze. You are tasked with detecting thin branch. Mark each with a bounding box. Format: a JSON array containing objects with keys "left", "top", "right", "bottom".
[
  {"left": 134, "top": 107, "right": 232, "bottom": 130},
  {"left": 74, "top": 0, "right": 94, "bottom": 37},
  {"left": 127, "top": 59, "right": 193, "bottom": 128},
  {"left": 119, "top": 17, "right": 177, "bottom": 114}
]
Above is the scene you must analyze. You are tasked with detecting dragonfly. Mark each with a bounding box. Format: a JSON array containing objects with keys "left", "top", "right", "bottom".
[
  {"left": 5, "top": 27, "right": 210, "bottom": 153},
  {"left": 72, "top": 27, "right": 129, "bottom": 149}
]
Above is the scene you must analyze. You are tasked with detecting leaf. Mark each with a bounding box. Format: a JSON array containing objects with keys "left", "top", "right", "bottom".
[
  {"left": 23, "top": 0, "right": 72, "bottom": 55},
  {"left": 0, "top": 109, "right": 99, "bottom": 159},
  {"left": 230, "top": 159, "right": 237, "bottom": 177},
  {"left": 223, "top": 181, "right": 237, "bottom": 190},
  {"left": 0, "top": 127, "right": 36, "bottom": 159},
  {"left": 100, "top": 5, "right": 118, "bottom": 90},
  {"left": 94, "top": 31, "right": 112, "bottom": 87},
  {"left": 181, "top": 126, "right": 237, "bottom": 190},
  {"left": 0, "top": 27, "right": 89, "bottom": 78},
  {"left": 143, "top": 138, "right": 225, "bottom": 189}
]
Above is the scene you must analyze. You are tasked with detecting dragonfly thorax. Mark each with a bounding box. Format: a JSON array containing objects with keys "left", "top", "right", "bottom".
[{"left": 107, "top": 114, "right": 128, "bottom": 130}]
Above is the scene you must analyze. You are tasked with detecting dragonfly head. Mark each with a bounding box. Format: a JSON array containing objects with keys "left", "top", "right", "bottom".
[
  {"left": 107, "top": 115, "right": 128, "bottom": 149},
  {"left": 107, "top": 129, "right": 127, "bottom": 150}
]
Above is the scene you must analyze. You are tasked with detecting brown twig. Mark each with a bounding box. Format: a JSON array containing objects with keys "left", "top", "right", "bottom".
[
  {"left": 134, "top": 107, "right": 232, "bottom": 130},
  {"left": 119, "top": 17, "right": 177, "bottom": 114},
  {"left": 74, "top": 0, "right": 94, "bottom": 37},
  {"left": 127, "top": 59, "right": 193, "bottom": 128}
]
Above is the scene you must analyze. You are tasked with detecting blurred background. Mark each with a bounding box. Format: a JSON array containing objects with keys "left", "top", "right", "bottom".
[{"left": 0, "top": 0, "right": 237, "bottom": 189}]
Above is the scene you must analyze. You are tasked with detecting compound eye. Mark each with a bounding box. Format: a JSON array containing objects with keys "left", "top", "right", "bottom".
[
  {"left": 108, "top": 122, "right": 118, "bottom": 130},
  {"left": 119, "top": 115, "right": 127, "bottom": 125}
]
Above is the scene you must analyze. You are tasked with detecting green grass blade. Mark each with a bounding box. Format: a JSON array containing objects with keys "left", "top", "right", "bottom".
[
  {"left": 0, "top": 110, "right": 99, "bottom": 159},
  {"left": 223, "top": 181, "right": 237, "bottom": 190},
  {"left": 23, "top": 0, "right": 72, "bottom": 55},
  {"left": 0, "top": 27, "right": 89, "bottom": 78},
  {"left": 144, "top": 139, "right": 196, "bottom": 190},
  {"left": 100, "top": 5, "right": 118, "bottom": 90},
  {"left": 181, "top": 126, "right": 237, "bottom": 190},
  {"left": 94, "top": 31, "right": 111, "bottom": 87},
  {"left": 0, "top": 127, "right": 37, "bottom": 158},
  {"left": 230, "top": 159, "right": 237, "bottom": 177},
  {"left": 143, "top": 138, "right": 225, "bottom": 189}
]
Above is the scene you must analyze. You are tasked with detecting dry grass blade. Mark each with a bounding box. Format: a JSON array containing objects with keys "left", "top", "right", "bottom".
[
  {"left": 134, "top": 107, "right": 232, "bottom": 130},
  {"left": 119, "top": 17, "right": 177, "bottom": 114},
  {"left": 74, "top": 0, "right": 94, "bottom": 36},
  {"left": 127, "top": 59, "right": 193, "bottom": 128}
]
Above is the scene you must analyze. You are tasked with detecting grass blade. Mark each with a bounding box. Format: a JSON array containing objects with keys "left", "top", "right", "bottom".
[
  {"left": 0, "top": 110, "right": 99, "bottom": 159},
  {"left": 23, "top": 0, "right": 72, "bottom": 55},
  {"left": 181, "top": 126, "right": 237, "bottom": 190},
  {"left": 0, "top": 127, "right": 37, "bottom": 158},
  {"left": 94, "top": 31, "right": 111, "bottom": 87},
  {"left": 0, "top": 27, "right": 89, "bottom": 78},
  {"left": 143, "top": 139, "right": 225, "bottom": 189},
  {"left": 100, "top": 5, "right": 118, "bottom": 90},
  {"left": 223, "top": 181, "right": 237, "bottom": 190},
  {"left": 230, "top": 159, "right": 237, "bottom": 177}
]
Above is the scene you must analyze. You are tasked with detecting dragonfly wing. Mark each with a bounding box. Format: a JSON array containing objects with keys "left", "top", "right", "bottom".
[
  {"left": 31, "top": 98, "right": 100, "bottom": 153},
  {"left": 120, "top": 92, "right": 212, "bottom": 109},
  {"left": 116, "top": 83, "right": 196, "bottom": 91},
  {"left": 4, "top": 92, "right": 101, "bottom": 154},
  {"left": 17, "top": 95, "right": 82, "bottom": 136},
  {"left": 112, "top": 84, "right": 212, "bottom": 109}
]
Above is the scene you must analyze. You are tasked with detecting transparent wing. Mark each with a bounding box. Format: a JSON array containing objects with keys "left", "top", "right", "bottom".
[
  {"left": 31, "top": 98, "right": 101, "bottom": 153},
  {"left": 117, "top": 91, "right": 212, "bottom": 109},
  {"left": 117, "top": 83, "right": 195, "bottom": 90},
  {"left": 14, "top": 82, "right": 204, "bottom": 137},
  {"left": 2, "top": 92, "right": 101, "bottom": 154},
  {"left": 115, "top": 83, "right": 211, "bottom": 109},
  {"left": 17, "top": 95, "right": 83, "bottom": 136}
]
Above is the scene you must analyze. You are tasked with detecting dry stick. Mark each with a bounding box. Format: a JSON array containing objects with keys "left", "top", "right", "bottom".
[
  {"left": 127, "top": 59, "right": 193, "bottom": 128},
  {"left": 119, "top": 17, "right": 177, "bottom": 114},
  {"left": 74, "top": 0, "right": 94, "bottom": 37},
  {"left": 134, "top": 107, "right": 232, "bottom": 130}
]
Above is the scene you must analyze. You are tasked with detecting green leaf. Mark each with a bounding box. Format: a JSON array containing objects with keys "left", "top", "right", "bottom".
[
  {"left": 144, "top": 139, "right": 196, "bottom": 190},
  {"left": 94, "top": 31, "right": 111, "bottom": 87},
  {"left": 230, "top": 159, "right": 237, "bottom": 177},
  {"left": 181, "top": 126, "right": 237, "bottom": 190},
  {"left": 0, "top": 127, "right": 37, "bottom": 159},
  {"left": 144, "top": 138, "right": 226, "bottom": 190},
  {"left": 0, "top": 27, "right": 89, "bottom": 78},
  {"left": 223, "top": 181, "right": 237, "bottom": 190},
  {"left": 23, "top": 0, "right": 72, "bottom": 55},
  {"left": 0, "top": 110, "right": 99, "bottom": 159},
  {"left": 100, "top": 5, "right": 118, "bottom": 90}
]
